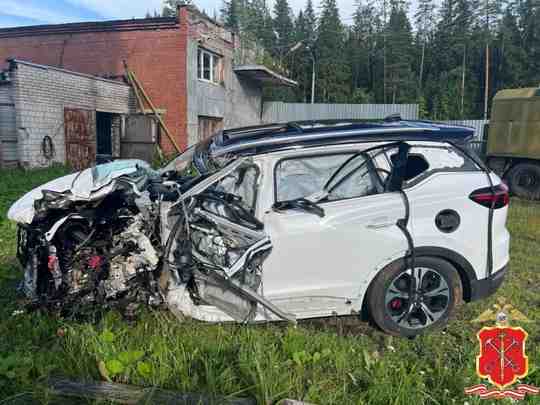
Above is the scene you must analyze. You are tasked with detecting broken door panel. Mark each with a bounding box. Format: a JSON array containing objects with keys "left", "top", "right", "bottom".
[
  {"left": 64, "top": 108, "right": 96, "bottom": 171},
  {"left": 164, "top": 160, "right": 292, "bottom": 323},
  {"left": 165, "top": 197, "right": 272, "bottom": 322}
]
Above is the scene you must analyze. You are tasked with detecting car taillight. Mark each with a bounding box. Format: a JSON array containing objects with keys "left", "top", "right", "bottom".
[{"left": 469, "top": 183, "right": 509, "bottom": 209}]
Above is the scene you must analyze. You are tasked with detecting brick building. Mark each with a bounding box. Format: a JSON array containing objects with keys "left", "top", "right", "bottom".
[{"left": 0, "top": 5, "right": 295, "bottom": 168}]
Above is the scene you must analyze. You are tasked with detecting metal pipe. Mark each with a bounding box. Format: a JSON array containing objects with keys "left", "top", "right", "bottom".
[{"left": 311, "top": 52, "right": 315, "bottom": 104}]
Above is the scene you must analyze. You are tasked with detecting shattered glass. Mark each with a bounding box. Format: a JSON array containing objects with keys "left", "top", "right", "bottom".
[
  {"left": 276, "top": 154, "right": 353, "bottom": 201},
  {"left": 275, "top": 153, "right": 377, "bottom": 202}
]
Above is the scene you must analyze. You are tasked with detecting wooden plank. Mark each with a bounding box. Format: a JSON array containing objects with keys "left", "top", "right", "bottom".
[
  {"left": 136, "top": 108, "right": 167, "bottom": 115},
  {"left": 129, "top": 73, "right": 146, "bottom": 114},
  {"left": 48, "top": 378, "right": 256, "bottom": 405}
]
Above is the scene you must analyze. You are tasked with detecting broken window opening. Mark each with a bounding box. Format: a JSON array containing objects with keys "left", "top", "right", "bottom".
[{"left": 379, "top": 145, "right": 481, "bottom": 187}]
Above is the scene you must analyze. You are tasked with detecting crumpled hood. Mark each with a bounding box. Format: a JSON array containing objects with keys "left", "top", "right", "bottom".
[{"left": 8, "top": 160, "right": 152, "bottom": 224}]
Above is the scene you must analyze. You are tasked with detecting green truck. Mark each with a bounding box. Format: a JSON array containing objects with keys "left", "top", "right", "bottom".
[{"left": 486, "top": 86, "right": 540, "bottom": 199}]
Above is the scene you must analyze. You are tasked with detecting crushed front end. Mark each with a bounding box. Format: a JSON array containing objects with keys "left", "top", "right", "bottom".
[
  {"left": 9, "top": 154, "right": 291, "bottom": 323},
  {"left": 12, "top": 161, "right": 164, "bottom": 311}
]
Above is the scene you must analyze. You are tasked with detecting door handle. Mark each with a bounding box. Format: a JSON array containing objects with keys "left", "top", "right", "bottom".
[{"left": 366, "top": 217, "right": 395, "bottom": 229}]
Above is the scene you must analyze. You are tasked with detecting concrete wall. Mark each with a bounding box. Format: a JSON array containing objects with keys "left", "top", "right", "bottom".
[
  {"left": 0, "top": 80, "right": 17, "bottom": 165},
  {"left": 185, "top": 10, "right": 262, "bottom": 146},
  {"left": 10, "top": 61, "right": 133, "bottom": 167}
]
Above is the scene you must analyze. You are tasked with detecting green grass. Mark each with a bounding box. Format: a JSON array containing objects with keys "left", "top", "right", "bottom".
[{"left": 1, "top": 166, "right": 539, "bottom": 404}]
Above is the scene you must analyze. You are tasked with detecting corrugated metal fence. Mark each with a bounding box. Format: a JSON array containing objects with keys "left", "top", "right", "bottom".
[
  {"left": 261, "top": 103, "right": 489, "bottom": 156},
  {"left": 262, "top": 102, "right": 419, "bottom": 122},
  {"left": 441, "top": 119, "right": 489, "bottom": 158},
  {"left": 442, "top": 119, "right": 489, "bottom": 140}
]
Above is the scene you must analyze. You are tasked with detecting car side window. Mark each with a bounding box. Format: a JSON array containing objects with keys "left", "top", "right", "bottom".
[
  {"left": 208, "top": 163, "right": 260, "bottom": 213},
  {"left": 275, "top": 153, "right": 379, "bottom": 202}
]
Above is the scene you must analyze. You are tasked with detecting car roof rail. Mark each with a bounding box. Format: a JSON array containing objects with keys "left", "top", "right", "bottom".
[{"left": 221, "top": 123, "right": 302, "bottom": 145}]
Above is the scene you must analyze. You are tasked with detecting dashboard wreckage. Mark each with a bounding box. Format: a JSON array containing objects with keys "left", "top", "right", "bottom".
[{"left": 8, "top": 119, "right": 510, "bottom": 336}]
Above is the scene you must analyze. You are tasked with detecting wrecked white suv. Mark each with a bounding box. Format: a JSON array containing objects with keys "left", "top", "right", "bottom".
[{"left": 7, "top": 118, "right": 510, "bottom": 336}]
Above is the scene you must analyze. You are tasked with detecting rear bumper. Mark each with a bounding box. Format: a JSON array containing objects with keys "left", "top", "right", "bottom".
[{"left": 470, "top": 263, "right": 508, "bottom": 301}]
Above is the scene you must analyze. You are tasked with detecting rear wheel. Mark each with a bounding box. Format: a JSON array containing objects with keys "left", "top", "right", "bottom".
[
  {"left": 367, "top": 257, "right": 462, "bottom": 337},
  {"left": 506, "top": 162, "right": 540, "bottom": 200}
]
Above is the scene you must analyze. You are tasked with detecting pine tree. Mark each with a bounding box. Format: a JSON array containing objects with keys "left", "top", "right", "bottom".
[
  {"left": 304, "top": 0, "right": 317, "bottom": 47},
  {"left": 494, "top": 5, "right": 527, "bottom": 89},
  {"left": 385, "top": 0, "right": 415, "bottom": 103},
  {"left": 316, "top": 0, "right": 351, "bottom": 102},
  {"left": 415, "top": 0, "right": 436, "bottom": 91},
  {"left": 290, "top": 0, "right": 317, "bottom": 102},
  {"left": 292, "top": 11, "right": 309, "bottom": 101},
  {"left": 518, "top": 0, "right": 540, "bottom": 85},
  {"left": 221, "top": 0, "right": 240, "bottom": 31},
  {"left": 473, "top": 0, "right": 503, "bottom": 117},
  {"left": 273, "top": 0, "right": 295, "bottom": 62},
  {"left": 350, "top": 0, "right": 379, "bottom": 100},
  {"left": 244, "top": 0, "right": 275, "bottom": 49}
]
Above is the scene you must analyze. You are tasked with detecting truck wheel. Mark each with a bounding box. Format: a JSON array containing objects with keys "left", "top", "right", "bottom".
[
  {"left": 367, "top": 257, "right": 462, "bottom": 337},
  {"left": 507, "top": 163, "right": 540, "bottom": 200}
]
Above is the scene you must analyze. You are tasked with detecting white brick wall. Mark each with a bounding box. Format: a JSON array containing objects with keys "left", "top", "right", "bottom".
[
  {"left": 0, "top": 82, "right": 17, "bottom": 165},
  {"left": 10, "top": 61, "right": 134, "bottom": 167}
]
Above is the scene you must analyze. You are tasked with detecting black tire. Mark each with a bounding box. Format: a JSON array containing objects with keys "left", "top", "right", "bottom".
[
  {"left": 506, "top": 162, "right": 540, "bottom": 200},
  {"left": 367, "top": 256, "right": 463, "bottom": 337}
]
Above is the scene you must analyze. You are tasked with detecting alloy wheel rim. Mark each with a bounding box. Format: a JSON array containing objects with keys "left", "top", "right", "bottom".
[{"left": 384, "top": 267, "right": 450, "bottom": 329}]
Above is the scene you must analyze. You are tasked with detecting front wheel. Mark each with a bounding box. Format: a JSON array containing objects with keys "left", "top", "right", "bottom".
[{"left": 367, "top": 257, "right": 462, "bottom": 337}]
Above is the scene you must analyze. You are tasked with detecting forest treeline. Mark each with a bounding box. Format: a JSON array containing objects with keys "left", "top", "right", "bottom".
[{"left": 161, "top": 0, "right": 540, "bottom": 120}]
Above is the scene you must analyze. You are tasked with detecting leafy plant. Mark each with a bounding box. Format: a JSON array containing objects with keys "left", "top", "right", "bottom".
[{"left": 94, "top": 328, "right": 152, "bottom": 382}]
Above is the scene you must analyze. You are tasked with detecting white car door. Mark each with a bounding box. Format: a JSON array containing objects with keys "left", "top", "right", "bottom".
[{"left": 260, "top": 150, "right": 410, "bottom": 319}]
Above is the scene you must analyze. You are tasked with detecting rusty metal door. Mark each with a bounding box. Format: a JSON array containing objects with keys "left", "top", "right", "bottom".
[
  {"left": 121, "top": 115, "right": 156, "bottom": 163},
  {"left": 64, "top": 108, "right": 96, "bottom": 171}
]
